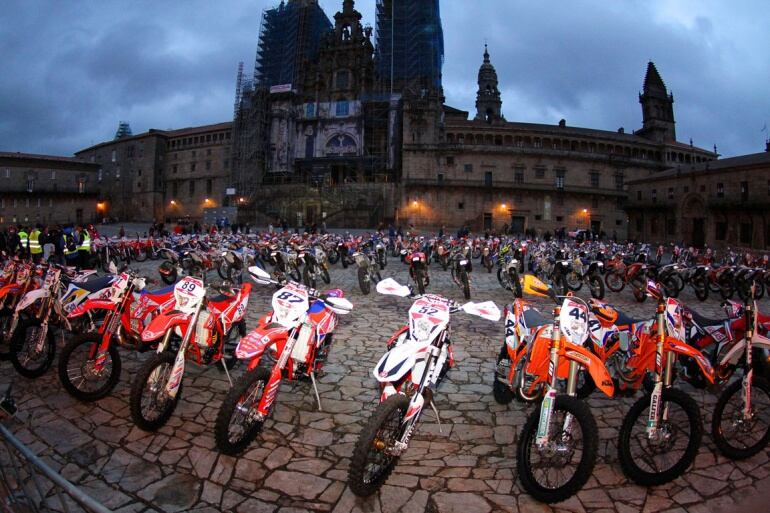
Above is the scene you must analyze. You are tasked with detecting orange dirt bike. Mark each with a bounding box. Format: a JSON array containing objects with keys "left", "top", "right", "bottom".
[
  {"left": 617, "top": 280, "right": 715, "bottom": 486},
  {"left": 214, "top": 266, "right": 353, "bottom": 455},
  {"left": 512, "top": 275, "right": 616, "bottom": 503}
]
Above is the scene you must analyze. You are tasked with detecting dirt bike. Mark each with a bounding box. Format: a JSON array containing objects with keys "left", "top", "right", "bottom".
[
  {"left": 617, "top": 280, "right": 714, "bottom": 486},
  {"left": 402, "top": 249, "right": 429, "bottom": 295},
  {"left": 214, "top": 266, "right": 353, "bottom": 455},
  {"left": 9, "top": 265, "right": 114, "bottom": 378},
  {"left": 299, "top": 245, "right": 331, "bottom": 289},
  {"left": 129, "top": 275, "right": 250, "bottom": 431},
  {"left": 58, "top": 271, "right": 176, "bottom": 401},
  {"left": 347, "top": 277, "right": 500, "bottom": 497},
  {"left": 512, "top": 275, "right": 616, "bottom": 503},
  {"left": 354, "top": 250, "right": 381, "bottom": 295},
  {"left": 496, "top": 248, "right": 522, "bottom": 298},
  {"left": 566, "top": 256, "right": 605, "bottom": 299},
  {"left": 0, "top": 262, "right": 36, "bottom": 360},
  {"left": 449, "top": 245, "right": 473, "bottom": 300},
  {"left": 711, "top": 283, "right": 770, "bottom": 460}
]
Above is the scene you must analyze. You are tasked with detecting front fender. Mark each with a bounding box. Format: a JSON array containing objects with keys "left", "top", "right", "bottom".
[
  {"left": 237, "top": 319, "right": 290, "bottom": 366},
  {"left": 667, "top": 339, "right": 715, "bottom": 384},
  {"left": 68, "top": 299, "right": 116, "bottom": 319},
  {"left": 564, "top": 344, "right": 615, "bottom": 397},
  {"left": 16, "top": 288, "right": 49, "bottom": 313},
  {"left": 141, "top": 311, "right": 190, "bottom": 342},
  {"left": 373, "top": 340, "right": 425, "bottom": 383}
]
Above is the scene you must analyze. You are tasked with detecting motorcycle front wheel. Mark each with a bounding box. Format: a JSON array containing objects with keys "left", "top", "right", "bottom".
[
  {"left": 0, "top": 308, "right": 14, "bottom": 360},
  {"left": 517, "top": 395, "right": 598, "bottom": 503},
  {"left": 588, "top": 274, "right": 605, "bottom": 300},
  {"left": 605, "top": 271, "right": 625, "bottom": 292},
  {"left": 58, "top": 332, "right": 121, "bottom": 401},
  {"left": 214, "top": 366, "right": 270, "bottom": 455},
  {"left": 711, "top": 376, "right": 770, "bottom": 460},
  {"left": 348, "top": 394, "right": 409, "bottom": 497},
  {"left": 129, "top": 351, "right": 182, "bottom": 431},
  {"left": 618, "top": 387, "right": 702, "bottom": 485},
  {"left": 10, "top": 318, "right": 56, "bottom": 379},
  {"left": 358, "top": 266, "right": 371, "bottom": 295}
]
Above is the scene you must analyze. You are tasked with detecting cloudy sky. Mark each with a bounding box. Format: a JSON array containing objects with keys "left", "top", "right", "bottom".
[{"left": 1, "top": 0, "right": 768, "bottom": 158}]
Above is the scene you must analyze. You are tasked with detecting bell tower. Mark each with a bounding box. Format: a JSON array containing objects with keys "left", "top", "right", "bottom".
[
  {"left": 638, "top": 61, "right": 676, "bottom": 142},
  {"left": 474, "top": 45, "right": 504, "bottom": 123}
]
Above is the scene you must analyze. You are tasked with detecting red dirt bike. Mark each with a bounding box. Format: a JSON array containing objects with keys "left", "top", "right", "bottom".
[
  {"left": 58, "top": 270, "right": 176, "bottom": 401},
  {"left": 129, "top": 275, "right": 251, "bottom": 431},
  {"left": 0, "top": 263, "right": 38, "bottom": 360},
  {"left": 604, "top": 254, "right": 652, "bottom": 301},
  {"left": 347, "top": 278, "right": 500, "bottom": 497},
  {"left": 214, "top": 266, "right": 353, "bottom": 455},
  {"left": 402, "top": 249, "right": 430, "bottom": 295}
]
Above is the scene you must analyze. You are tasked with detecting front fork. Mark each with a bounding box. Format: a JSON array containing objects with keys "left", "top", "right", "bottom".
[
  {"left": 742, "top": 301, "right": 755, "bottom": 419},
  {"left": 255, "top": 327, "right": 300, "bottom": 419},
  {"left": 536, "top": 309, "right": 564, "bottom": 447},
  {"left": 647, "top": 303, "right": 672, "bottom": 437}
]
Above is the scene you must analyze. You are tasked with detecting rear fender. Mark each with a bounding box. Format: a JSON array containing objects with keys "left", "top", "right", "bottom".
[
  {"left": 564, "top": 344, "right": 615, "bottom": 397},
  {"left": 141, "top": 312, "right": 190, "bottom": 342},
  {"left": 16, "top": 288, "right": 49, "bottom": 313},
  {"left": 667, "top": 338, "right": 715, "bottom": 383},
  {"left": 68, "top": 299, "right": 116, "bottom": 319}
]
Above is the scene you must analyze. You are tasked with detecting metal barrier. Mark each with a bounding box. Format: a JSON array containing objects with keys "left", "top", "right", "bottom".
[{"left": 0, "top": 422, "right": 112, "bottom": 513}]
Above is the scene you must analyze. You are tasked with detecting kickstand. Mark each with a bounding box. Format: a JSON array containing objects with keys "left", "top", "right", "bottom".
[
  {"left": 429, "top": 400, "right": 443, "bottom": 434},
  {"left": 220, "top": 359, "right": 233, "bottom": 388},
  {"left": 309, "top": 371, "right": 323, "bottom": 411}
]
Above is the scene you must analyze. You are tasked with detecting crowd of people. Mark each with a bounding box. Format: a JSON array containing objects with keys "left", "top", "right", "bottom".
[{"left": 0, "top": 224, "right": 96, "bottom": 268}]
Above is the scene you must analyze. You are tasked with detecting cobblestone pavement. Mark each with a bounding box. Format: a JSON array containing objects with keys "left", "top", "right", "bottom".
[{"left": 2, "top": 259, "right": 769, "bottom": 513}]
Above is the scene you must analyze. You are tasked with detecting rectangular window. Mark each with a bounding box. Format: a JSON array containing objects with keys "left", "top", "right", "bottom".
[
  {"left": 98, "top": 168, "right": 103, "bottom": 182},
  {"left": 192, "top": 150, "right": 196, "bottom": 157},
  {"left": 637, "top": 190, "right": 642, "bottom": 200},
  {"left": 4, "top": 168, "right": 8, "bottom": 178},
  {"left": 205, "top": 161, "right": 211, "bottom": 171},
  {"left": 36, "top": 198, "right": 41, "bottom": 208},
  {"left": 684, "top": 185, "right": 689, "bottom": 193},
  {"left": 224, "top": 159, "right": 229, "bottom": 169},
  {"left": 556, "top": 215, "right": 564, "bottom": 222},
  {"left": 172, "top": 182, "right": 179, "bottom": 197},
  {"left": 740, "top": 223, "right": 752, "bottom": 244},
  {"left": 636, "top": 218, "right": 643, "bottom": 232},
  {"left": 667, "top": 218, "right": 676, "bottom": 235},
  {"left": 535, "top": 214, "right": 542, "bottom": 221},
  {"left": 590, "top": 171, "right": 600, "bottom": 188},
  {"left": 555, "top": 169, "right": 565, "bottom": 190},
  {"left": 172, "top": 165, "right": 177, "bottom": 174},
  {"left": 535, "top": 166, "right": 545, "bottom": 179},
  {"left": 190, "top": 163, "right": 196, "bottom": 172},
  {"left": 668, "top": 187, "right": 674, "bottom": 200},
  {"left": 48, "top": 198, "right": 52, "bottom": 207},
  {"left": 614, "top": 172, "right": 624, "bottom": 190},
  {"left": 458, "top": 202, "right": 464, "bottom": 210},
  {"left": 115, "top": 167, "right": 120, "bottom": 178},
  {"left": 189, "top": 180, "right": 195, "bottom": 195},
  {"left": 335, "top": 101, "right": 349, "bottom": 117},
  {"left": 78, "top": 179, "right": 85, "bottom": 193},
  {"left": 741, "top": 181, "right": 749, "bottom": 201},
  {"left": 446, "top": 156, "right": 454, "bottom": 166},
  {"left": 715, "top": 222, "right": 727, "bottom": 241},
  {"left": 716, "top": 183, "right": 724, "bottom": 198},
  {"left": 26, "top": 178, "right": 34, "bottom": 192},
  {"left": 464, "top": 164, "right": 473, "bottom": 173},
  {"left": 484, "top": 171, "right": 493, "bottom": 187},
  {"left": 111, "top": 150, "right": 116, "bottom": 162},
  {"left": 514, "top": 169, "right": 524, "bottom": 185},
  {"left": 306, "top": 103, "right": 315, "bottom": 118},
  {"left": 206, "top": 148, "right": 212, "bottom": 156},
  {"left": 652, "top": 189, "right": 657, "bottom": 202},
  {"left": 335, "top": 71, "right": 349, "bottom": 89},
  {"left": 206, "top": 179, "right": 212, "bottom": 195},
  {"left": 50, "top": 170, "right": 56, "bottom": 180}
]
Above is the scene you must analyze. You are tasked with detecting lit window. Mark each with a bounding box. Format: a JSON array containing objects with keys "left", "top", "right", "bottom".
[
  {"left": 111, "top": 150, "right": 116, "bottom": 162},
  {"left": 50, "top": 170, "right": 56, "bottom": 180},
  {"left": 78, "top": 179, "right": 85, "bottom": 193},
  {"left": 336, "top": 100, "right": 349, "bottom": 117},
  {"left": 306, "top": 103, "right": 315, "bottom": 118},
  {"left": 4, "top": 168, "right": 9, "bottom": 178}
]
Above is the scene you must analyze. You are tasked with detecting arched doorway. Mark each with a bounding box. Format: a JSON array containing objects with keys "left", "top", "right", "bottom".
[{"left": 681, "top": 195, "right": 706, "bottom": 247}]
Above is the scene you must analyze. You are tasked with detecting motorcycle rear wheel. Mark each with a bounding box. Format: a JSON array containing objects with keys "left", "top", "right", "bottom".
[
  {"left": 358, "top": 266, "right": 371, "bottom": 295},
  {"left": 58, "top": 332, "right": 121, "bottom": 401}
]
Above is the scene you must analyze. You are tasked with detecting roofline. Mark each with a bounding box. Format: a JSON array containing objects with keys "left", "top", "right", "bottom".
[
  {"left": 0, "top": 151, "right": 101, "bottom": 167},
  {"left": 75, "top": 121, "right": 233, "bottom": 155},
  {"left": 627, "top": 151, "right": 770, "bottom": 184}
]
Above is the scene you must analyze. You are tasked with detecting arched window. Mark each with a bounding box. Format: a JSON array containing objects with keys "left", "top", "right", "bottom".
[{"left": 326, "top": 134, "right": 357, "bottom": 156}]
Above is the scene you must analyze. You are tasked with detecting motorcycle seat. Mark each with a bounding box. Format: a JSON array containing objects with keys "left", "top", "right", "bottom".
[
  {"left": 523, "top": 309, "right": 551, "bottom": 329},
  {"left": 142, "top": 285, "right": 175, "bottom": 298},
  {"left": 615, "top": 309, "right": 647, "bottom": 326},
  {"left": 688, "top": 308, "right": 726, "bottom": 328},
  {"left": 77, "top": 275, "right": 114, "bottom": 293}
]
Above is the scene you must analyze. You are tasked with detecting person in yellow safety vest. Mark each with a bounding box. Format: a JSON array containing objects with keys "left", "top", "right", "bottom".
[
  {"left": 17, "top": 226, "right": 29, "bottom": 259},
  {"left": 75, "top": 226, "right": 92, "bottom": 270},
  {"left": 29, "top": 225, "right": 43, "bottom": 262},
  {"left": 62, "top": 231, "right": 78, "bottom": 264}
]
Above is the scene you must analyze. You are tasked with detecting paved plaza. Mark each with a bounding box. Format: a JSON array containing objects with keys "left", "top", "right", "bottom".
[{"left": 1, "top": 259, "right": 769, "bottom": 513}]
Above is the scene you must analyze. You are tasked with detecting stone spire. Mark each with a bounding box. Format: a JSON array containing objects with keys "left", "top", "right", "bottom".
[
  {"left": 475, "top": 44, "right": 504, "bottom": 123},
  {"left": 638, "top": 61, "right": 676, "bottom": 142}
]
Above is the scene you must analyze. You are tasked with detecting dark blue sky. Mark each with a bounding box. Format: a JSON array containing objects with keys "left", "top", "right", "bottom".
[{"left": 1, "top": 0, "right": 768, "bottom": 158}]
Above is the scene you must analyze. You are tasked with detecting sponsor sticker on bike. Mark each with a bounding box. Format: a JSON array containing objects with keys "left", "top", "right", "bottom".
[{"left": 559, "top": 299, "right": 589, "bottom": 344}]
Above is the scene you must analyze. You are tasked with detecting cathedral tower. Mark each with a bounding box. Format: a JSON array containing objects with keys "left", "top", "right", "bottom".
[
  {"left": 475, "top": 45, "right": 504, "bottom": 123},
  {"left": 638, "top": 61, "right": 676, "bottom": 142}
]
